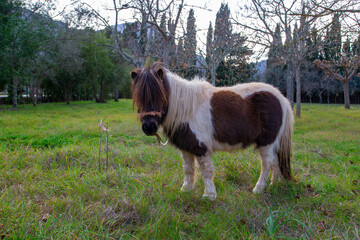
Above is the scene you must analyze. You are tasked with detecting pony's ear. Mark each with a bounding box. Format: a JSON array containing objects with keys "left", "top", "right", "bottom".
[
  {"left": 131, "top": 70, "right": 138, "bottom": 80},
  {"left": 157, "top": 68, "right": 164, "bottom": 80}
]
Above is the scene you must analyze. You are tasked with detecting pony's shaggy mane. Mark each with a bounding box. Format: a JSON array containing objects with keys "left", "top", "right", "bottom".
[{"left": 162, "top": 72, "right": 214, "bottom": 133}]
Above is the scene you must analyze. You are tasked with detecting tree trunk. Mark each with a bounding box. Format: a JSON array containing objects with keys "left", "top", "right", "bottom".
[
  {"left": 295, "top": 65, "right": 301, "bottom": 118},
  {"left": 92, "top": 82, "right": 98, "bottom": 102},
  {"left": 114, "top": 88, "right": 119, "bottom": 102},
  {"left": 99, "top": 78, "right": 106, "bottom": 103},
  {"left": 343, "top": 81, "right": 350, "bottom": 109},
  {"left": 12, "top": 77, "right": 18, "bottom": 108},
  {"left": 327, "top": 92, "right": 330, "bottom": 104},
  {"left": 100, "top": 86, "right": 106, "bottom": 103},
  {"left": 319, "top": 92, "right": 322, "bottom": 104},
  {"left": 211, "top": 68, "right": 216, "bottom": 86},
  {"left": 66, "top": 86, "right": 72, "bottom": 105},
  {"left": 286, "top": 63, "right": 294, "bottom": 107},
  {"left": 32, "top": 87, "right": 37, "bottom": 106},
  {"left": 31, "top": 79, "right": 38, "bottom": 106}
]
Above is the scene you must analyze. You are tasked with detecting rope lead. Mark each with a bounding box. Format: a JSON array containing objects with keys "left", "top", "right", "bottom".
[{"left": 155, "top": 133, "right": 168, "bottom": 146}]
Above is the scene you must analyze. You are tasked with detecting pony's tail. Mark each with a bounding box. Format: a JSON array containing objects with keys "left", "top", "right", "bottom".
[{"left": 277, "top": 100, "right": 294, "bottom": 180}]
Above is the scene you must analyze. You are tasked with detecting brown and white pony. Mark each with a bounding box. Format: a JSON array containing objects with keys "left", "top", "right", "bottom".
[{"left": 131, "top": 63, "right": 293, "bottom": 200}]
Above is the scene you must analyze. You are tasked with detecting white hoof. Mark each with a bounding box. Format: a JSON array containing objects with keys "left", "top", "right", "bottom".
[
  {"left": 202, "top": 192, "right": 217, "bottom": 201},
  {"left": 181, "top": 183, "right": 194, "bottom": 192},
  {"left": 252, "top": 186, "right": 265, "bottom": 194}
]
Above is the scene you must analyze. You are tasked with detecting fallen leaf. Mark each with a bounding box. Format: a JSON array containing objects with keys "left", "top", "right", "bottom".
[
  {"left": 41, "top": 213, "right": 50, "bottom": 222},
  {"left": 317, "top": 221, "right": 329, "bottom": 232},
  {"left": 317, "top": 222, "right": 325, "bottom": 232},
  {"left": 312, "top": 192, "right": 320, "bottom": 197}
]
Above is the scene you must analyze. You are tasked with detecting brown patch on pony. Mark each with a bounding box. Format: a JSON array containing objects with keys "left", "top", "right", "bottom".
[
  {"left": 131, "top": 63, "right": 169, "bottom": 122},
  {"left": 210, "top": 91, "right": 261, "bottom": 147},
  {"left": 210, "top": 91, "right": 282, "bottom": 148},
  {"left": 164, "top": 123, "right": 208, "bottom": 157},
  {"left": 249, "top": 91, "right": 283, "bottom": 147}
]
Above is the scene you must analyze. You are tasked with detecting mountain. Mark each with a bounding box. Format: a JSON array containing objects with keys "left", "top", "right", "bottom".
[{"left": 253, "top": 60, "right": 266, "bottom": 81}]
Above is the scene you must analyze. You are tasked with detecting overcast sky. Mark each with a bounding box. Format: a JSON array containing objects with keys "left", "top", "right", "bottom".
[
  {"left": 56, "top": 0, "right": 242, "bottom": 30},
  {"left": 53, "top": 1, "right": 247, "bottom": 49}
]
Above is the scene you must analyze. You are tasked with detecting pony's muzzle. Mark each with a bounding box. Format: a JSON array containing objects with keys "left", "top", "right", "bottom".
[{"left": 142, "top": 121, "right": 158, "bottom": 136}]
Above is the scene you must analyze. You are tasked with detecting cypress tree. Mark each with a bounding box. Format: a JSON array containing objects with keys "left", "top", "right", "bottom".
[
  {"left": 351, "top": 35, "right": 360, "bottom": 56},
  {"left": 206, "top": 21, "right": 213, "bottom": 68},
  {"left": 214, "top": 3, "right": 231, "bottom": 55},
  {"left": 212, "top": 3, "right": 232, "bottom": 86},
  {"left": 324, "top": 14, "right": 342, "bottom": 61},
  {"left": 265, "top": 24, "right": 284, "bottom": 90},
  {"left": 342, "top": 37, "right": 351, "bottom": 58},
  {"left": 175, "top": 38, "right": 185, "bottom": 76},
  {"left": 184, "top": 9, "right": 197, "bottom": 78},
  {"left": 267, "top": 24, "right": 283, "bottom": 67}
]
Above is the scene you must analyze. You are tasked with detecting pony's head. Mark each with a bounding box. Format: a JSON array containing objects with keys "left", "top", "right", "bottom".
[{"left": 131, "top": 63, "right": 170, "bottom": 136}]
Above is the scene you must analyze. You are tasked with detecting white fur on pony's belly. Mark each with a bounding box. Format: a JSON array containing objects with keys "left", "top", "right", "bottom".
[{"left": 212, "top": 140, "right": 244, "bottom": 152}]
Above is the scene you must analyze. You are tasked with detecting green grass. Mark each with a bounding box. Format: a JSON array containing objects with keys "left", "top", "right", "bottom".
[{"left": 0, "top": 101, "right": 359, "bottom": 239}]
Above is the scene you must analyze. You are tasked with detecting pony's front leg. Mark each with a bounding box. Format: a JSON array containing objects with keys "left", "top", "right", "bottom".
[
  {"left": 180, "top": 151, "right": 196, "bottom": 191},
  {"left": 197, "top": 154, "right": 216, "bottom": 200}
]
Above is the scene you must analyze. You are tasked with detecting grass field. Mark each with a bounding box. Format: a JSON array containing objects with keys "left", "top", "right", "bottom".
[{"left": 0, "top": 101, "right": 359, "bottom": 239}]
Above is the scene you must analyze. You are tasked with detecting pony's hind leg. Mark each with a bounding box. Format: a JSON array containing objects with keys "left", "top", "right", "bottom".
[
  {"left": 253, "top": 144, "right": 276, "bottom": 194},
  {"left": 180, "top": 151, "right": 196, "bottom": 191},
  {"left": 197, "top": 154, "right": 216, "bottom": 200},
  {"left": 270, "top": 152, "right": 282, "bottom": 184}
]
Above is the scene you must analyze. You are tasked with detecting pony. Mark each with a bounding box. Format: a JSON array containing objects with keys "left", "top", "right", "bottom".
[{"left": 131, "top": 63, "right": 293, "bottom": 200}]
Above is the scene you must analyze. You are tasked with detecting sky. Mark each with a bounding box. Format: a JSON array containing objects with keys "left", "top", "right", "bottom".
[
  {"left": 55, "top": 0, "right": 242, "bottom": 30},
  {"left": 51, "top": 0, "right": 247, "bottom": 54}
]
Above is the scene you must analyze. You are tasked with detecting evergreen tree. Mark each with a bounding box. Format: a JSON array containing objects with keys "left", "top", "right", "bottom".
[
  {"left": 324, "top": 14, "right": 342, "bottom": 61},
  {"left": 206, "top": 21, "right": 213, "bottom": 77},
  {"left": 352, "top": 34, "right": 360, "bottom": 56},
  {"left": 208, "top": 3, "right": 234, "bottom": 86},
  {"left": 342, "top": 38, "right": 351, "bottom": 58},
  {"left": 0, "top": 0, "right": 54, "bottom": 107},
  {"left": 174, "top": 38, "right": 185, "bottom": 76},
  {"left": 82, "top": 31, "right": 115, "bottom": 103},
  {"left": 267, "top": 24, "right": 283, "bottom": 67},
  {"left": 184, "top": 9, "right": 197, "bottom": 78},
  {"left": 214, "top": 3, "right": 231, "bottom": 52},
  {"left": 302, "top": 26, "right": 327, "bottom": 103},
  {"left": 215, "top": 44, "right": 252, "bottom": 86},
  {"left": 307, "top": 27, "right": 323, "bottom": 61},
  {"left": 264, "top": 24, "right": 285, "bottom": 91}
]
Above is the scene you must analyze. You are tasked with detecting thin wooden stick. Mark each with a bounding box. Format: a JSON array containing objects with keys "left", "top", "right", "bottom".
[
  {"left": 106, "top": 123, "right": 109, "bottom": 171},
  {"left": 98, "top": 124, "right": 102, "bottom": 172}
]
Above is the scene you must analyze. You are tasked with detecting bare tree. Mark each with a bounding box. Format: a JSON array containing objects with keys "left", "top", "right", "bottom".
[
  {"left": 235, "top": 0, "right": 360, "bottom": 117},
  {"left": 73, "top": 0, "right": 184, "bottom": 68},
  {"left": 314, "top": 57, "right": 360, "bottom": 109}
]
